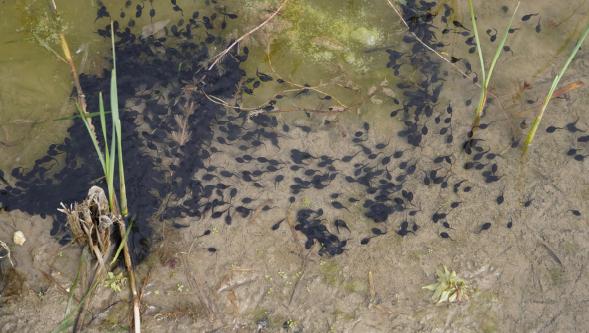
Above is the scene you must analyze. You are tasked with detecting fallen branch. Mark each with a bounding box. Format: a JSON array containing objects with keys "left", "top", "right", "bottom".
[
  {"left": 201, "top": 89, "right": 346, "bottom": 115},
  {"left": 264, "top": 41, "right": 349, "bottom": 109},
  {"left": 208, "top": 0, "right": 290, "bottom": 70}
]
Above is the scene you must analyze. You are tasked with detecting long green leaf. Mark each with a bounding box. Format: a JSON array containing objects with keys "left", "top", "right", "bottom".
[
  {"left": 485, "top": 1, "right": 520, "bottom": 89},
  {"left": 98, "top": 92, "right": 110, "bottom": 178},
  {"left": 110, "top": 21, "right": 128, "bottom": 217},
  {"left": 467, "top": 0, "right": 486, "bottom": 84},
  {"left": 108, "top": 119, "right": 116, "bottom": 210},
  {"left": 76, "top": 104, "right": 106, "bottom": 174},
  {"left": 468, "top": 1, "right": 520, "bottom": 129},
  {"left": 53, "top": 110, "right": 110, "bottom": 121},
  {"left": 110, "top": 219, "right": 134, "bottom": 266},
  {"left": 524, "top": 22, "right": 589, "bottom": 153}
]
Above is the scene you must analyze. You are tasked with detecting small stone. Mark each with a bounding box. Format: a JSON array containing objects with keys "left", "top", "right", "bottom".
[{"left": 13, "top": 231, "right": 26, "bottom": 246}]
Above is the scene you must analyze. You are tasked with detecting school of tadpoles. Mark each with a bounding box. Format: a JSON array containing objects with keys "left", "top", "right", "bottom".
[{"left": 0, "top": 0, "right": 584, "bottom": 260}]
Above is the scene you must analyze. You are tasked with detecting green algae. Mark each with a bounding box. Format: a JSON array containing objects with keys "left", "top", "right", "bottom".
[
  {"left": 319, "top": 259, "right": 342, "bottom": 286},
  {"left": 278, "top": 0, "right": 383, "bottom": 70},
  {"left": 343, "top": 278, "right": 367, "bottom": 293},
  {"left": 548, "top": 267, "right": 565, "bottom": 286},
  {"left": 242, "top": 0, "right": 385, "bottom": 71}
]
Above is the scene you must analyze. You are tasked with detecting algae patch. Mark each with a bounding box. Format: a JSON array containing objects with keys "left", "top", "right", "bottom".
[
  {"left": 319, "top": 259, "right": 341, "bottom": 286},
  {"left": 260, "top": 0, "right": 385, "bottom": 71}
]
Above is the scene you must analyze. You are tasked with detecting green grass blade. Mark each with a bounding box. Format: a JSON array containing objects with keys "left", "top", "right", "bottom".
[
  {"left": 110, "top": 219, "right": 134, "bottom": 266},
  {"left": 53, "top": 110, "right": 110, "bottom": 122},
  {"left": 485, "top": 1, "right": 520, "bottom": 89},
  {"left": 52, "top": 275, "right": 102, "bottom": 333},
  {"left": 110, "top": 21, "right": 128, "bottom": 217},
  {"left": 98, "top": 92, "right": 110, "bottom": 174},
  {"left": 76, "top": 103, "right": 106, "bottom": 174},
  {"left": 64, "top": 249, "right": 85, "bottom": 318},
  {"left": 108, "top": 119, "right": 117, "bottom": 209},
  {"left": 467, "top": 0, "right": 486, "bottom": 84},
  {"left": 524, "top": 22, "right": 589, "bottom": 153}
]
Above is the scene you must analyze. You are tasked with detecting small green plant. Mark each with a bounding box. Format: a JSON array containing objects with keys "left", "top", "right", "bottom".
[
  {"left": 422, "top": 266, "right": 470, "bottom": 304},
  {"left": 104, "top": 271, "right": 127, "bottom": 293},
  {"left": 283, "top": 319, "right": 297, "bottom": 330},
  {"left": 523, "top": 22, "right": 589, "bottom": 154},
  {"left": 467, "top": 0, "right": 520, "bottom": 130}
]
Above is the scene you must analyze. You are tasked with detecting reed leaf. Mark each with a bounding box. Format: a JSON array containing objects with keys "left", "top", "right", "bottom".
[
  {"left": 76, "top": 103, "right": 106, "bottom": 174},
  {"left": 110, "top": 21, "right": 128, "bottom": 217},
  {"left": 485, "top": 2, "right": 520, "bottom": 90},
  {"left": 523, "top": 23, "right": 589, "bottom": 154},
  {"left": 53, "top": 110, "right": 110, "bottom": 121},
  {"left": 110, "top": 219, "right": 134, "bottom": 266},
  {"left": 468, "top": 0, "right": 520, "bottom": 128},
  {"left": 467, "top": 0, "right": 486, "bottom": 84}
]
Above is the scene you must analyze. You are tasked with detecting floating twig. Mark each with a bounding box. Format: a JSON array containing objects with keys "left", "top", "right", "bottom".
[
  {"left": 385, "top": 0, "right": 474, "bottom": 81},
  {"left": 208, "top": 0, "right": 290, "bottom": 70}
]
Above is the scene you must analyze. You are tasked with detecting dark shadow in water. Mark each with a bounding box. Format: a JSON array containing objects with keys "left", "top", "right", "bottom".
[
  {"left": 1, "top": 0, "right": 511, "bottom": 260},
  {"left": 0, "top": 3, "right": 245, "bottom": 261}
]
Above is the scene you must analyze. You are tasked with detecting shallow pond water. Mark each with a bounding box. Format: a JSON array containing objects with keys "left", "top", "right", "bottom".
[{"left": 1, "top": 0, "right": 589, "bottom": 332}]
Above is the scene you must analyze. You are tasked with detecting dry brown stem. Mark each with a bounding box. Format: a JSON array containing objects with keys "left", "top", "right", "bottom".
[{"left": 384, "top": 0, "right": 474, "bottom": 81}]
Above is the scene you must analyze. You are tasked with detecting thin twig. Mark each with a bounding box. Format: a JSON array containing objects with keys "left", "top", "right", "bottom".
[
  {"left": 201, "top": 89, "right": 343, "bottom": 114},
  {"left": 208, "top": 0, "right": 290, "bottom": 70},
  {"left": 265, "top": 41, "right": 349, "bottom": 109},
  {"left": 385, "top": 0, "right": 474, "bottom": 81}
]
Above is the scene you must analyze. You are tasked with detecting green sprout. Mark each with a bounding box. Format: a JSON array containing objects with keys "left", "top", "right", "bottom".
[
  {"left": 523, "top": 22, "right": 589, "bottom": 154},
  {"left": 467, "top": 0, "right": 520, "bottom": 130},
  {"left": 104, "top": 271, "right": 127, "bottom": 293},
  {"left": 422, "top": 266, "right": 470, "bottom": 304}
]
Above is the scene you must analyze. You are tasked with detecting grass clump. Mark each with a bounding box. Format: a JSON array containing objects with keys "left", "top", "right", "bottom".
[
  {"left": 51, "top": 12, "right": 140, "bottom": 329},
  {"left": 77, "top": 23, "right": 127, "bottom": 216},
  {"left": 422, "top": 265, "right": 471, "bottom": 304},
  {"left": 467, "top": 0, "right": 520, "bottom": 130}
]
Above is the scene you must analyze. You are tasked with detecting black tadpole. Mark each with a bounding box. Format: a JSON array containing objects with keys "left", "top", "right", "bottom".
[
  {"left": 271, "top": 218, "right": 285, "bottom": 231},
  {"left": 439, "top": 232, "right": 453, "bottom": 240},
  {"left": 477, "top": 222, "right": 492, "bottom": 233},
  {"left": 334, "top": 219, "right": 350, "bottom": 233},
  {"left": 496, "top": 192, "right": 504, "bottom": 205},
  {"left": 331, "top": 201, "right": 350, "bottom": 212}
]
